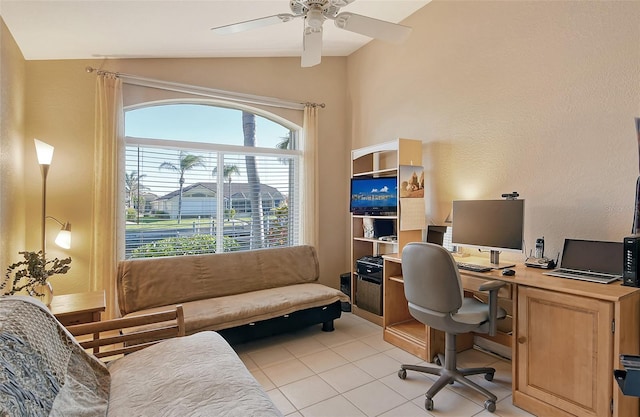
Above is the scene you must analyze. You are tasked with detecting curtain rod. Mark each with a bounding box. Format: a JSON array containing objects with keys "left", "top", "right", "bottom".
[{"left": 85, "top": 66, "right": 325, "bottom": 111}]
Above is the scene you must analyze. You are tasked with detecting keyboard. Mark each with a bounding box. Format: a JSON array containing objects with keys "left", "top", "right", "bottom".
[
  {"left": 456, "top": 262, "right": 492, "bottom": 273},
  {"left": 543, "top": 268, "right": 621, "bottom": 284}
]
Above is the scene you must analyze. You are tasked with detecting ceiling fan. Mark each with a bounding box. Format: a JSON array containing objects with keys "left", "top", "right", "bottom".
[{"left": 211, "top": 0, "right": 412, "bottom": 68}]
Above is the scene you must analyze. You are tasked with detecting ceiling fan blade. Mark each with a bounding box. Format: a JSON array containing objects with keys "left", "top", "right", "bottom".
[
  {"left": 333, "top": 12, "right": 412, "bottom": 43},
  {"left": 212, "top": 14, "right": 297, "bottom": 35},
  {"left": 301, "top": 27, "right": 323, "bottom": 68}
]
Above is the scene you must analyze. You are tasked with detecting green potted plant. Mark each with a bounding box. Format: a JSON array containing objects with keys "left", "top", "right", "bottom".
[{"left": 1, "top": 251, "right": 72, "bottom": 306}]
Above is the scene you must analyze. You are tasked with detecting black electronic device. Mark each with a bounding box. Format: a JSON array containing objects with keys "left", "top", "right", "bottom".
[
  {"left": 502, "top": 268, "right": 516, "bottom": 276},
  {"left": 373, "top": 219, "right": 394, "bottom": 238},
  {"left": 426, "top": 225, "right": 447, "bottom": 246},
  {"left": 350, "top": 177, "right": 398, "bottom": 215},
  {"left": 623, "top": 235, "right": 640, "bottom": 287},
  {"left": 525, "top": 236, "right": 557, "bottom": 269},
  {"left": 535, "top": 237, "right": 545, "bottom": 259},
  {"left": 525, "top": 257, "right": 556, "bottom": 269},
  {"left": 339, "top": 272, "right": 352, "bottom": 312},
  {"left": 543, "top": 239, "right": 623, "bottom": 284},
  {"left": 456, "top": 262, "right": 492, "bottom": 273},
  {"left": 451, "top": 199, "right": 524, "bottom": 268},
  {"left": 356, "top": 256, "right": 383, "bottom": 281}
]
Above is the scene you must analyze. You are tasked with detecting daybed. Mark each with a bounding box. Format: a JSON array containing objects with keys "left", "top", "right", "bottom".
[
  {"left": 117, "top": 245, "right": 350, "bottom": 343},
  {"left": 0, "top": 297, "right": 283, "bottom": 417}
]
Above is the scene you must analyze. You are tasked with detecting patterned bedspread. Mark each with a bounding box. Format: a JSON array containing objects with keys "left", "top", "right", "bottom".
[
  {"left": 0, "top": 297, "right": 282, "bottom": 417},
  {"left": 0, "top": 296, "right": 110, "bottom": 417},
  {"left": 107, "top": 331, "right": 283, "bottom": 417}
]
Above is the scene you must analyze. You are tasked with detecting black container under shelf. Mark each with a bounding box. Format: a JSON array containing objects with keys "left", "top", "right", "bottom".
[
  {"left": 615, "top": 354, "right": 640, "bottom": 397},
  {"left": 340, "top": 272, "right": 352, "bottom": 312}
]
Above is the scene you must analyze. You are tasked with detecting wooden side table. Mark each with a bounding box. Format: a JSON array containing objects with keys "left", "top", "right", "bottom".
[{"left": 50, "top": 291, "right": 106, "bottom": 327}]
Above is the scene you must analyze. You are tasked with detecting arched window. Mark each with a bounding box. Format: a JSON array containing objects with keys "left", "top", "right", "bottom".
[{"left": 124, "top": 103, "right": 301, "bottom": 258}]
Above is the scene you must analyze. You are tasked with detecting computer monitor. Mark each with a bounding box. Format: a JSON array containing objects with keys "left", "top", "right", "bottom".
[{"left": 451, "top": 199, "right": 524, "bottom": 268}]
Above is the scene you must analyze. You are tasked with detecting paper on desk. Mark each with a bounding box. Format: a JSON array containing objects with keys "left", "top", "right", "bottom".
[{"left": 400, "top": 198, "right": 426, "bottom": 231}]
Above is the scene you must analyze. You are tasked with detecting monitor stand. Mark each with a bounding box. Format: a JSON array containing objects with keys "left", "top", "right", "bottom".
[
  {"left": 464, "top": 252, "right": 515, "bottom": 270},
  {"left": 488, "top": 250, "right": 515, "bottom": 269}
]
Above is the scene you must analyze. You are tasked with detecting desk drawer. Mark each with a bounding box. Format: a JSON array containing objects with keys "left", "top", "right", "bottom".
[{"left": 461, "top": 275, "right": 512, "bottom": 299}]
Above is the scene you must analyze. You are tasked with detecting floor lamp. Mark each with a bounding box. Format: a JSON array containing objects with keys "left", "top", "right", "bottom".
[{"left": 34, "top": 139, "right": 72, "bottom": 257}]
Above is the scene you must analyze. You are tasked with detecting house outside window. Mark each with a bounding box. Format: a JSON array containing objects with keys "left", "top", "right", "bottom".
[{"left": 124, "top": 103, "right": 301, "bottom": 258}]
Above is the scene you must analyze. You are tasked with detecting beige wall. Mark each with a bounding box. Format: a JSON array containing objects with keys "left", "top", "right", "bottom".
[
  {"left": 21, "top": 58, "right": 350, "bottom": 295},
  {"left": 6, "top": 0, "right": 639, "bottom": 299},
  {"left": 0, "top": 18, "right": 26, "bottom": 275},
  {"left": 347, "top": 1, "right": 640, "bottom": 262}
]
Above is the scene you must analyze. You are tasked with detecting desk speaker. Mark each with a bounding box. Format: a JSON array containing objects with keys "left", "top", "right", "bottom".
[{"left": 623, "top": 235, "right": 640, "bottom": 287}]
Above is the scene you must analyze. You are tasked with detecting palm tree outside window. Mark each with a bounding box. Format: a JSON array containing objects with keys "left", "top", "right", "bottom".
[
  {"left": 212, "top": 164, "right": 240, "bottom": 219},
  {"left": 159, "top": 152, "right": 206, "bottom": 224}
]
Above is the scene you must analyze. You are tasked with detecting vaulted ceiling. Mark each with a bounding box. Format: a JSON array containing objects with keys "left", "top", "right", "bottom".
[{"left": 1, "top": 1, "right": 430, "bottom": 60}]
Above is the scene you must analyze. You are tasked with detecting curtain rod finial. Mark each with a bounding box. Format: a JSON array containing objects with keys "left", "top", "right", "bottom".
[{"left": 86, "top": 66, "right": 95, "bottom": 73}]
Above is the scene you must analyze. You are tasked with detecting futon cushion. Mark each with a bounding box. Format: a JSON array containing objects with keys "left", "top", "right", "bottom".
[
  {"left": 117, "top": 245, "right": 320, "bottom": 316},
  {"left": 123, "top": 282, "right": 348, "bottom": 335}
]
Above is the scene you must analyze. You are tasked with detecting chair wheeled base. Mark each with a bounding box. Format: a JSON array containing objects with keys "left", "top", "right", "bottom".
[{"left": 397, "top": 333, "right": 498, "bottom": 413}]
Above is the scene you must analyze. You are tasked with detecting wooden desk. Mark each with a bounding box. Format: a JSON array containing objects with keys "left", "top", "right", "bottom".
[
  {"left": 50, "top": 291, "right": 106, "bottom": 327},
  {"left": 382, "top": 254, "right": 640, "bottom": 417}
]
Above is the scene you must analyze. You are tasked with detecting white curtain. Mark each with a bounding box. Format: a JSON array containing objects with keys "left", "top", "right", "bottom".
[
  {"left": 301, "top": 104, "right": 319, "bottom": 248},
  {"left": 90, "top": 74, "right": 124, "bottom": 319}
]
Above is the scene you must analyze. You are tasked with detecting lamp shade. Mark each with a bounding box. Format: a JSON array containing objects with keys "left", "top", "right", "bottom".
[
  {"left": 34, "top": 139, "right": 54, "bottom": 165},
  {"left": 444, "top": 209, "right": 453, "bottom": 224},
  {"left": 54, "top": 222, "right": 71, "bottom": 249}
]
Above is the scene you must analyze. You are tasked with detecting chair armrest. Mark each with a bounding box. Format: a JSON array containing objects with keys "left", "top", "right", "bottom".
[
  {"left": 478, "top": 280, "right": 505, "bottom": 292},
  {"left": 478, "top": 280, "right": 506, "bottom": 336},
  {"left": 67, "top": 305, "right": 185, "bottom": 362}
]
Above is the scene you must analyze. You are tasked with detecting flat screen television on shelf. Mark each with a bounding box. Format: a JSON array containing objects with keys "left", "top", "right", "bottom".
[{"left": 350, "top": 177, "right": 398, "bottom": 215}]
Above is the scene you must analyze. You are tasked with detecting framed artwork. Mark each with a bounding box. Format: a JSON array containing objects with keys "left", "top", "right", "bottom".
[{"left": 399, "top": 165, "right": 424, "bottom": 198}]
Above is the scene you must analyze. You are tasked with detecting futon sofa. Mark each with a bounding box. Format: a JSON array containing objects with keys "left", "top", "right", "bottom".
[
  {"left": 0, "top": 297, "right": 283, "bottom": 417},
  {"left": 117, "top": 245, "right": 350, "bottom": 344}
]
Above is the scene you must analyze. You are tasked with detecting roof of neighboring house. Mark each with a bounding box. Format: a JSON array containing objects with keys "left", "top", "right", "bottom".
[
  {"left": 140, "top": 192, "right": 158, "bottom": 202},
  {"left": 155, "top": 182, "right": 285, "bottom": 201}
]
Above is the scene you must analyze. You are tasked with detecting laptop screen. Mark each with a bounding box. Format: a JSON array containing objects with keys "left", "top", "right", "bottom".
[{"left": 560, "top": 239, "right": 623, "bottom": 274}]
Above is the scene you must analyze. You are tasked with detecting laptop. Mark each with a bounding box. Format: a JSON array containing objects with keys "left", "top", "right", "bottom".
[{"left": 543, "top": 239, "right": 623, "bottom": 284}]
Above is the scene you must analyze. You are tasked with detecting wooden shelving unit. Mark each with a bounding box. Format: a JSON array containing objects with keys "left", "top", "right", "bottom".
[{"left": 349, "top": 139, "right": 423, "bottom": 326}]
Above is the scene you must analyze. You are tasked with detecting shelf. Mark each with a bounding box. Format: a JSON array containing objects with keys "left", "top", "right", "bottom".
[
  {"left": 351, "top": 141, "right": 398, "bottom": 160},
  {"left": 353, "top": 237, "right": 398, "bottom": 245},
  {"left": 383, "top": 319, "right": 429, "bottom": 360},
  {"left": 387, "top": 319, "right": 427, "bottom": 342},
  {"left": 352, "top": 168, "right": 397, "bottom": 178},
  {"left": 389, "top": 275, "right": 404, "bottom": 283},
  {"left": 351, "top": 305, "right": 383, "bottom": 326},
  {"left": 352, "top": 214, "right": 398, "bottom": 220}
]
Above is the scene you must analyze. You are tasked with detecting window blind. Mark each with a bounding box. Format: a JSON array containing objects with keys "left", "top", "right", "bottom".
[{"left": 124, "top": 142, "right": 300, "bottom": 258}]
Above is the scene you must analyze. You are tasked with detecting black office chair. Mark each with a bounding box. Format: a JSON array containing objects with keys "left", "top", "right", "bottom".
[{"left": 397, "top": 242, "right": 506, "bottom": 413}]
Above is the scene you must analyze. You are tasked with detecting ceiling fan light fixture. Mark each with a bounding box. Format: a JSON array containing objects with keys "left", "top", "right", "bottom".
[{"left": 306, "top": 7, "right": 324, "bottom": 29}]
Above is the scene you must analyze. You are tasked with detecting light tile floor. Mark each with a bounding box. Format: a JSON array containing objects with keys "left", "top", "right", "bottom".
[{"left": 232, "top": 312, "right": 536, "bottom": 417}]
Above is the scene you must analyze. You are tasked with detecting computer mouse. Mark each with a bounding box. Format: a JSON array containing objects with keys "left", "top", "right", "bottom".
[{"left": 502, "top": 269, "right": 516, "bottom": 276}]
